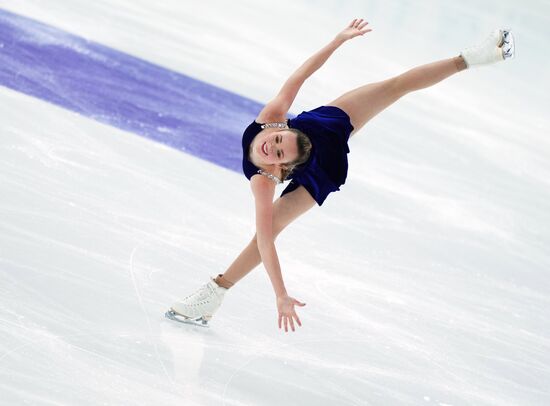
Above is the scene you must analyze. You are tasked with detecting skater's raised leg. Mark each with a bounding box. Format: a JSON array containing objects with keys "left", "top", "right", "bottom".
[
  {"left": 329, "top": 29, "right": 514, "bottom": 135},
  {"left": 327, "top": 56, "right": 467, "bottom": 135}
]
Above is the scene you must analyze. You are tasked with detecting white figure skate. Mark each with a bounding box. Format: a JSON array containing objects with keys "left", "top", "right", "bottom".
[
  {"left": 165, "top": 276, "right": 228, "bottom": 327},
  {"left": 460, "top": 29, "right": 515, "bottom": 68}
]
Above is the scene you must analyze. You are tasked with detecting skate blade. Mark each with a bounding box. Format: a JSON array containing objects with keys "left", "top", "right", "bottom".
[
  {"left": 164, "top": 310, "right": 210, "bottom": 328},
  {"left": 501, "top": 30, "right": 515, "bottom": 60}
]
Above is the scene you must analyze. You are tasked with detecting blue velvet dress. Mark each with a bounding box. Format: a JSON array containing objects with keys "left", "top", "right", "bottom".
[{"left": 241, "top": 105, "right": 354, "bottom": 206}]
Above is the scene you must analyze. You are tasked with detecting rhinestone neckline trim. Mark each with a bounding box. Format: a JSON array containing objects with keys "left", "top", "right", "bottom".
[
  {"left": 257, "top": 169, "right": 282, "bottom": 184},
  {"left": 260, "top": 122, "right": 288, "bottom": 129}
]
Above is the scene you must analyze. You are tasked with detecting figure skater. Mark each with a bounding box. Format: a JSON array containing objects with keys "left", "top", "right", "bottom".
[{"left": 165, "top": 19, "right": 515, "bottom": 331}]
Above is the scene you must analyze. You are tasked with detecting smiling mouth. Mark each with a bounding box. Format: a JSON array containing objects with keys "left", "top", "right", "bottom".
[{"left": 262, "top": 142, "right": 268, "bottom": 156}]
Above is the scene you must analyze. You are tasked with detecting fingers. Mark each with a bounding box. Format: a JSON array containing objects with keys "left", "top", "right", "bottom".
[
  {"left": 346, "top": 19, "right": 372, "bottom": 38},
  {"left": 278, "top": 313, "right": 302, "bottom": 332},
  {"left": 278, "top": 297, "right": 306, "bottom": 333},
  {"left": 358, "top": 21, "right": 369, "bottom": 30},
  {"left": 359, "top": 21, "right": 372, "bottom": 36},
  {"left": 349, "top": 18, "right": 366, "bottom": 28},
  {"left": 295, "top": 313, "right": 302, "bottom": 327},
  {"left": 283, "top": 315, "right": 295, "bottom": 332}
]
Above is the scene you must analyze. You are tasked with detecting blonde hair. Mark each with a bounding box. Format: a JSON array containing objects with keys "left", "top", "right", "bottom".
[{"left": 280, "top": 128, "right": 312, "bottom": 181}]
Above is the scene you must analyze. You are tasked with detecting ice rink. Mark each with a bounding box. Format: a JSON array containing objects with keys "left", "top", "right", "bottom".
[{"left": 1, "top": 1, "right": 549, "bottom": 405}]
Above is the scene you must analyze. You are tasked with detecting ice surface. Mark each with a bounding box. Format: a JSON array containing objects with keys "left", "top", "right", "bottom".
[{"left": 1, "top": 1, "right": 550, "bottom": 405}]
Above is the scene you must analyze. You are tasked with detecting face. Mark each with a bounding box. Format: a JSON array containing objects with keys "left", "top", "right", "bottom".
[{"left": 254, "top": 130, "right": 299, "bottom": 167}]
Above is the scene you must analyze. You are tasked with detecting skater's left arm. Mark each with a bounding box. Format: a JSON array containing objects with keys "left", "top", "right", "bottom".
[
  {"left": 257, "top": 18, "right": 372, "bottom": 122},
  {"left": 251, "top": 175, "right": 306, "bottom": 332},
  {"left": 251, "top": 175, "right": 287, "bottom": 297}
]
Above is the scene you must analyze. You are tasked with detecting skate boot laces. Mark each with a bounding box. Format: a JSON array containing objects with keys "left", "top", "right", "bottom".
[{"left": 181, "top": 281, "right": 217, "bottom": 306}]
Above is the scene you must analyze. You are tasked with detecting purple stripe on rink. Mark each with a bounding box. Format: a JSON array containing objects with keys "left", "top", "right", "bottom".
[{"left": 0, "top": 8, "right": 263, "bottom": 173}]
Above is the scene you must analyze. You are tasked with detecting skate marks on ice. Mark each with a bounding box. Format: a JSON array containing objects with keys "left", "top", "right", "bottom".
[
  {"left": 128, "top": 236, "right": 211, "bottom": 328},
  {"left": 129, "top": 240, "right": 176, "bottom": 387},
  {"left": 220, "top": 337, "right": 468, "bottom": 406},
  {"left": 0, "top": 326, "right": 202, "bottom": 405},
  {"left": 308, "top": 274, "right": 550, "bottom": 405}
]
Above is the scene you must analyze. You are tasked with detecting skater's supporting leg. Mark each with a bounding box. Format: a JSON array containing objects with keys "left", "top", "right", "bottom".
[
  {"left": 327, "top": 56, "right": 466, "bottom": 135},
  {"left": 170, "top": 187, "right": 314, "bottom": 323},
  {"left": 216, "top": 185, "right": 316, "bottom": 288},
  {"left": 215, "top": 238, "right": 260, "bottom": 288}
]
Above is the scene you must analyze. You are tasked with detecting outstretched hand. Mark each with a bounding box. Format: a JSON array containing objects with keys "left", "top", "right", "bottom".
[
  {"left": 335, "top": 18, "right": 372, "bottom": 43},
  {"left": 277, "top": 294, "right": 306, "bottom": 332}
]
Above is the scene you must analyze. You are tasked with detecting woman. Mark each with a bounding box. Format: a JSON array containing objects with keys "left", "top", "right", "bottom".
[{"left": 166, "top": 19, "right": 515, "bottom": 331}]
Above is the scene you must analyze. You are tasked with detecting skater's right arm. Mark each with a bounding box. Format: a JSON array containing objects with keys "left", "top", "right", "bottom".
[{"left": 256, "top": 18, "right": 372, "bottom": 123}]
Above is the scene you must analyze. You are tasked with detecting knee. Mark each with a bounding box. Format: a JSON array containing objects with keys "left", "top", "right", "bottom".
[{"left": 251, "top": 227, "right": 283, "bottom": 244}]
